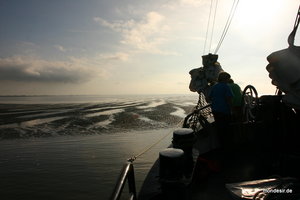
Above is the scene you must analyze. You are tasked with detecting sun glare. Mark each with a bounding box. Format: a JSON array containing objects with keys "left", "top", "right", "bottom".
[{"left": 234, "top": 0, "right": 282, "bottom": 28}]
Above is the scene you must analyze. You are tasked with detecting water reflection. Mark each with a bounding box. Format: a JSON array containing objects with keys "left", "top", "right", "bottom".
[
  {"left": 170, "top": 106, "right": 187, "bottom": 118},
  {"left": 0, "top": 128, "right": 173, "bottom": 200},
  {"left": 85, "top": 108, "right": 124, "bottom": 118},
  {"left": 0, "top": 117, "right": 67, "bottom": 129}
]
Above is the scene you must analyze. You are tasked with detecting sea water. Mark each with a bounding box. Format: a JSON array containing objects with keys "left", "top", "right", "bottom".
[{"left": 0, "top": 95, "right": 197, "bottom": 200}]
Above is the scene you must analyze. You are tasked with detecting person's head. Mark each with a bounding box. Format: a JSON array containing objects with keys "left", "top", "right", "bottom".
[
  {"left": 228, "top": 78, "right": 234, "bottom": 84},
  {"left": 218, "top": 72, "right": 231, "bottom": 83}
]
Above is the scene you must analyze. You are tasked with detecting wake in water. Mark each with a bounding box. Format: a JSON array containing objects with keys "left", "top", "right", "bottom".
[{"left": 0, "top": 96, "right": 196, "bottom": 139}]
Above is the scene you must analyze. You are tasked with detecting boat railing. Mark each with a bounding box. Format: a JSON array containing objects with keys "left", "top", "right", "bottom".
[
  {"left": 109, "top": 161, "right": 137, "bottom": 200},
  {"left": 185, "top": 103, "right": 211, "bottom": 117}
]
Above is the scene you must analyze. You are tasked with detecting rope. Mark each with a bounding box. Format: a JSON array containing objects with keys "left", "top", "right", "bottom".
[
  {"left": 203, "top": 0, "right": 214, "bottom": 54},
  {"left": 288, "top": 5, "right": 300, "bottom": 46},
  {"left": 209, "top": 0, "right": 219, "bottom": 53},
  {"left": 128, "top": 100, "right": 199, "bottom": 163},
  {"left": 128, "top": 118, "right": 185, "bottom": 162},
  {"left": 214, "top": 0, "right": 239, "bottom": 53},
  {"left": 293, "top": 5, "right": 300, "bottom": 29}
]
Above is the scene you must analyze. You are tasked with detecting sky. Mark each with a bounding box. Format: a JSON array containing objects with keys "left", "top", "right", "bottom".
[{"left": 0, "top": 0, "right": 299, "bottom": 95}]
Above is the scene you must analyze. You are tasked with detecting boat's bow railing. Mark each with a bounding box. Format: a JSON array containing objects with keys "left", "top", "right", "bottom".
[
  {"left": 182, "top": 103, "right": 212, "bottom": 132},
  {"left": 109, "top": 160, "right": 137, "bottom": 200}
]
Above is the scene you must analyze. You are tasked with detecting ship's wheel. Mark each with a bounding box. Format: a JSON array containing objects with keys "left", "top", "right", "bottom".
[
  {"left": 183, "top": 111, "right": 210, "bottom": 133},
  {"left": 241, "top": 85, "right": 258, "bottom": 123},
  {"left": 182, "top": 92, "right": 211, "bottom": 133}
]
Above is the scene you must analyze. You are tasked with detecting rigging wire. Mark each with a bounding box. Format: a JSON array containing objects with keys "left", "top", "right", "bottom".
[
  {"left": 214, "top": 0, "right": 240, "bottom": 54},
  {"left": 128, "top": 118, "right": 185, "bottom": 162},
  {"left": 288, "top": 4, "right": 300, "bottom": 46},
  {"left": 203, "top": 0, "right": 214, "bottom": 55},
  {"left": 128, "top": 101, "right": 199, "bottom": 163},
  {"left": 293, "top": 5, "right": 300, "bottom": 28},
  {"left": 209, "top": 0, "right": 219, "bottom": 53}
]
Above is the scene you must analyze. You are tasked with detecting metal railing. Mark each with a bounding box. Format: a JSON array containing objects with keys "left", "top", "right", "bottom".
[
  {"left": 182, "top": 104, "right": 212, "bottom": 131},
  {"left": 109, "top": 161, "right": 137, "bottom": 200}
]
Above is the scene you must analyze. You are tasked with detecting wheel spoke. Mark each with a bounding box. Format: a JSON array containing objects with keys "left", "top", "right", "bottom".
[{"left": 241, "top": 85, "right": 258, "bottom": 123}]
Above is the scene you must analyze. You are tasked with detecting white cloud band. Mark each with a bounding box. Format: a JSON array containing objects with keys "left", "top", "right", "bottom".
[{"left": 0, "top": 56, "right": 94, "bottom": 83}]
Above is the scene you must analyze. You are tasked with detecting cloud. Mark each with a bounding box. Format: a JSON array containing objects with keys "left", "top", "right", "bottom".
[
  {"left": 161, "top": 0, "right": 205, "bottom": 10},
  {"left": 94, "top": 11, "right": 173, "bottom": 54},
  {"left": 97, "top": 52, "right": 129, "bottom": 61},
  {"left": 180, "top": 0, "right": 204, "bottom": 6},
  {"left": 0, "top": 56, "right": 96, "bottom": 83},
  {"left": 54, "top": 45, "right": 67, "bottom": 52},
  {"left": 0, "top": 51, "right": 132, "bottom": 83}
]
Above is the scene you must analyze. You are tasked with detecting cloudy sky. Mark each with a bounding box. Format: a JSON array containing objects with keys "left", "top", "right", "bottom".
[{"left": 0, "top": 0, "right": 299, "bottom": 95}]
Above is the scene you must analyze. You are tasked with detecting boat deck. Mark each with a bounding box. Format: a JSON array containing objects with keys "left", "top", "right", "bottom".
[
  {"left": 188, "top": 146, "right": 273, "bottom": 200},
  {"left": 139, "top": 122, "right": 279, "bottom": 200}
]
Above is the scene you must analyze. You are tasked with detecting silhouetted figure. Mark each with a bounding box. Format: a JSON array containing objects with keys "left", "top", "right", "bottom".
[
  {"left": 228, "top": 78, "right": 242, "bottom": 121},
  {"left": 208, "top": 72, "right": 233, "bottom": 151}
]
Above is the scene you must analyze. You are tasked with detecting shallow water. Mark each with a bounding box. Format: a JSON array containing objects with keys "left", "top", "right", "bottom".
[
  {"left": 0, "top": 129, "right": 175, "bottom": 200},
  {"left": 0, "top": 95, "right": 197, "bottom": 200}
]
